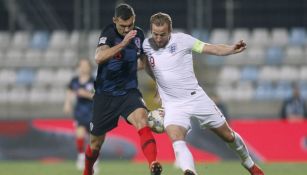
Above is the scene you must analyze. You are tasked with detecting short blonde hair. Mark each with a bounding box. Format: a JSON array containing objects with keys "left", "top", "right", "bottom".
[{"left": 150, "top": 12, "right": 172, "bottom": 32}]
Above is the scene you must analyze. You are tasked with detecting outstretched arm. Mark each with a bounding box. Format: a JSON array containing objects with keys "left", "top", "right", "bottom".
[{"left": 202, "top": 40, "right": 246, "bottom": 56}]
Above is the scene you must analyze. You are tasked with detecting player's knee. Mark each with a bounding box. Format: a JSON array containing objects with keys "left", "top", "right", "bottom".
[
  {"left": 138, "top": 114, "right": 148, "bottom": 125},
  {"left": 90, "top": 136, "right": 105, "bottom": 151},
  {"left": 133, "top": 114, "right": 148, "bottom": 129},
  {"left": 166, "top": 125, "right": 187, "bottom": 141},
  {"left": 223, "top": 131, "right": 235, "bottom": 143},
  {"left": 167, "top": 131, "right": 185, "bottom": 141},
  {"left": 128, "top": 109, "right": 148, "bottom": 129}
]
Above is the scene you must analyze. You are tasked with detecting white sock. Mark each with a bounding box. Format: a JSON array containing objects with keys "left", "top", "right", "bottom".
[
  {"left": 173, "top": 140, "right": 197, "bottom": 174},
  {"left": 227, "top": 132, "right": 254, "bottom": 168}
]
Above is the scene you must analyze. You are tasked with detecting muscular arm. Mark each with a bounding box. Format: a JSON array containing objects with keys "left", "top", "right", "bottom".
[
  {"left": 200, "top": 40, "right": 246, "bottom": 56},
  {"left": 63, "top": 89, "right": 74, "bottom": 115},
  {"left": 137, "top": 54, "right": 146, "bottom": 70},
  {"left": 95, "top": 30, "right": 137, "bottom": 64},
  {"left": 95, "top": 44, "right": 125, "bottom": 64}
]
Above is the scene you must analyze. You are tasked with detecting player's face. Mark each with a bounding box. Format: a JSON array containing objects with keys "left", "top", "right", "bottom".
[
  {"left": 151, "top": 23, "right": 171, "bottom": 48},
  {"left": 113, "top": 16, "right": 135, "bottom": 36},
  {"left": 78, "top": 60, "right": 91, "bottom": 75}
]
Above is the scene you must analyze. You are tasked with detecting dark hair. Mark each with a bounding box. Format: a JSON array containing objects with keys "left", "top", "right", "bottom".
[
  {"left": 114, "top": 3, "right": 135, "bottom": 20},
  {"left": 150, "top": 12, "right": 173, "bottom": 32}
]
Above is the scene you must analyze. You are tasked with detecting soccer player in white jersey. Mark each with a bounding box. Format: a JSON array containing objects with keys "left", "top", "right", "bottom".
[{"left": 142, "top": 12, "right": 264, "bottom": 175}]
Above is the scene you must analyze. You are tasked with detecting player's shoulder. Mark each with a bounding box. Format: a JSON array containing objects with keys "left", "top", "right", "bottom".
[
  {"left": 69, "top": 76, "right": 79, "bottom": 85},
  {"left": 172, "top": 32, "right": 192, "bottom": 40},
  {"left": 71, "top": 76, "right": 78, "bottom": 81},
  {"left": 101, "top": 24, "right": 116, "bottom": 36},
  {"left": 142, "top": 37, "right": 151, "bottom": 50},
  {"left": 134, "top": 26, "right": 145, "bottom": 37}
]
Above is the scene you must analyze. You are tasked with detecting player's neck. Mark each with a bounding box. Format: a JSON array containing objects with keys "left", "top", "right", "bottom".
[{"left": 79, "top": 74, "right": 90, "bottom": 83}]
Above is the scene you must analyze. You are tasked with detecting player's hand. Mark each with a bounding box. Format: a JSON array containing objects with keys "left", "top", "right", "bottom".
[
  {"left": 77, "top": 88, "right": 89, "bottom": 97},
  {"left": 233, "top": 40, "right": 246, "bottom": 54},
  {"left": 121, "top": 30, "right": 137, "bottom": 47},
  {"left": 63, "top": 104, "right": 72, "bottom": 115}
]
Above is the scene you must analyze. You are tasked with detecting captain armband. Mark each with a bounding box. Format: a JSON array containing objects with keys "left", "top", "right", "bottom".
[{"left": 192, "top": 40, "right": 205, "bottom": 53}]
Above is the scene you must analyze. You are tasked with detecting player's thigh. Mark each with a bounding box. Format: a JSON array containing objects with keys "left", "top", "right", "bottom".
[
  {"left": 127, "top": 108, "right": 148, "bottom": 130},
  {"left": 164, "top": 107, "right": 191, "bottom": 131},
  {"left": 121, "top": 89, "right": 148, "bottom": 129},
  {"left": 196, "top": 105, "right": 226, "bottom": 129},
  {"left": 91, "top": 93, "right": 122, "bottom": 136}
]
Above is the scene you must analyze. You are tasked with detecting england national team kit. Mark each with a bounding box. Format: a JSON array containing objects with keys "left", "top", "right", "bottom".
[
  {"left": 143, "top": 33, "right": 226, "bottom": 130},
  {"left": 91, "top": 24, "right": 147, "bottom": 136}
]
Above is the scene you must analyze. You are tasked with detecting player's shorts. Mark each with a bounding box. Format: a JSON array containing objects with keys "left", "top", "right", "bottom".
[
  {"left": 74, "top": 115, "right": 91, "bottom": 132},
  {"left": 90, "top": 89, "right": 147, "bottom": 136},
  {"left": 163, "top": 91, "right": 226, "bottom": 130}
]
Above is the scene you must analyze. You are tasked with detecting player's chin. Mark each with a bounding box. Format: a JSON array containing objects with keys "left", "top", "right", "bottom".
[{"left": 157, "top": 43, "right": 165, "bottom": 48}]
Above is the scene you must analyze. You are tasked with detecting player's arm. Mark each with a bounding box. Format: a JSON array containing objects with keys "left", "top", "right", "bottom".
[
  {"left": 63, "top": 89, "right": 74, "bottom": 115},
  {"left": 193, "top": 40, "right": 246, "bottom": 56},
  {"left": 137, "top": 54, "right": 146, "bottom": 70},
  {"left": 76, "top": 88, "right": 94, "bottom": 100},
  {"left": 95, "top": 30, "right": 137, "bottom": 64}
]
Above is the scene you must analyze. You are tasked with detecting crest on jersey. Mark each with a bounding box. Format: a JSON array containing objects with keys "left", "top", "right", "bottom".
[
  {"left": 169, "top": 43, "right": 177, "bottom": 53},
  {"left": 134, "top": 37, "right": 141, "bottom": 49},
  {"left": 90, "top": 122, "right": 94, "bottom": 131},
  {"left": 98, "top": 37, "right": 107, "bottom": 44},
  {"left": 86, "top": 83, "right": 94, "bottom": 91}
]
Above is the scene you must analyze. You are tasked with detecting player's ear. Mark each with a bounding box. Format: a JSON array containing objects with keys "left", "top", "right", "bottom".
[{"left": 112, "top": 17, "right": 117, "bottom": 23}]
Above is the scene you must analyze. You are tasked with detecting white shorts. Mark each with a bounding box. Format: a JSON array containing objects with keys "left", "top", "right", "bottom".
[{"left": 163, "top": 101, "right": 226, "bottom": 130}]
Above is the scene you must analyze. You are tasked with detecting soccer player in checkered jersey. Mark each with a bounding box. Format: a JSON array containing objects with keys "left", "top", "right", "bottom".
[
  {"left": 142, "top": 12, "right": 264, "bottom": 175},
  {"left": 63, "top": 58, "right": 96, "bottom": 171},
  {"left": 83, "top": 4, "right": 162, "bottom": 175}
]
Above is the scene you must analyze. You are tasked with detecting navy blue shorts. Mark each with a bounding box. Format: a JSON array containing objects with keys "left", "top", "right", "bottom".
[
  {"left": 74, "top": 115, "right": 91, "bottom": 132},
  {"left": 90, "top": 89, "right": 147, "bottom": 136}
]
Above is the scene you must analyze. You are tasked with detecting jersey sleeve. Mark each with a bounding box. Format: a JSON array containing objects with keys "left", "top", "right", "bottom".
[
  {"left": 180, "top": 33, "right": 205, "bottom": 53},
  {"left": 136, "top": 27, "right": 145, "bottom": 55},
  {"left": 142, "top": 38, "right": 150, "bottom": 56},
  {"left": 97, "top": 26, "right": 114, "bottom": 47},
  {"left": 139, "top": 30, "right": 145, "bottom": 54},
  {"left": 67, "top": 77, "right": 75, "bottom": 90}
]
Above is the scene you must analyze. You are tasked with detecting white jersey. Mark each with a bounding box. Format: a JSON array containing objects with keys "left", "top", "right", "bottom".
[{"left": 143, "top": 33, "right": 214, "bottom": 108}]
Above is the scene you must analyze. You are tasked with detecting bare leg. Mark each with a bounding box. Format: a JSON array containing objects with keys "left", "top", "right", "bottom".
[{"left": 210, "top": 122, "right": 254, "bottom": 169}]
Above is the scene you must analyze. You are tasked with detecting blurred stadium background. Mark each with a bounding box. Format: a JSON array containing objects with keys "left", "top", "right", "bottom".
[{"left": 0, "top": 0, "right": 307, "bottom": 173}]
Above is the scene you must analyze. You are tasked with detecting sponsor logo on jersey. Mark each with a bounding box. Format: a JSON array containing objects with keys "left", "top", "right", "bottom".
[{"left": 98, "top": 37, "right": 107, "bottom": 44}]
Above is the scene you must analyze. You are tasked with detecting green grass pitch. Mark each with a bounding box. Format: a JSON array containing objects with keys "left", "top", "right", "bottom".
[{"left": 0, "top": 160, "right": 306, "bottom": 175}]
